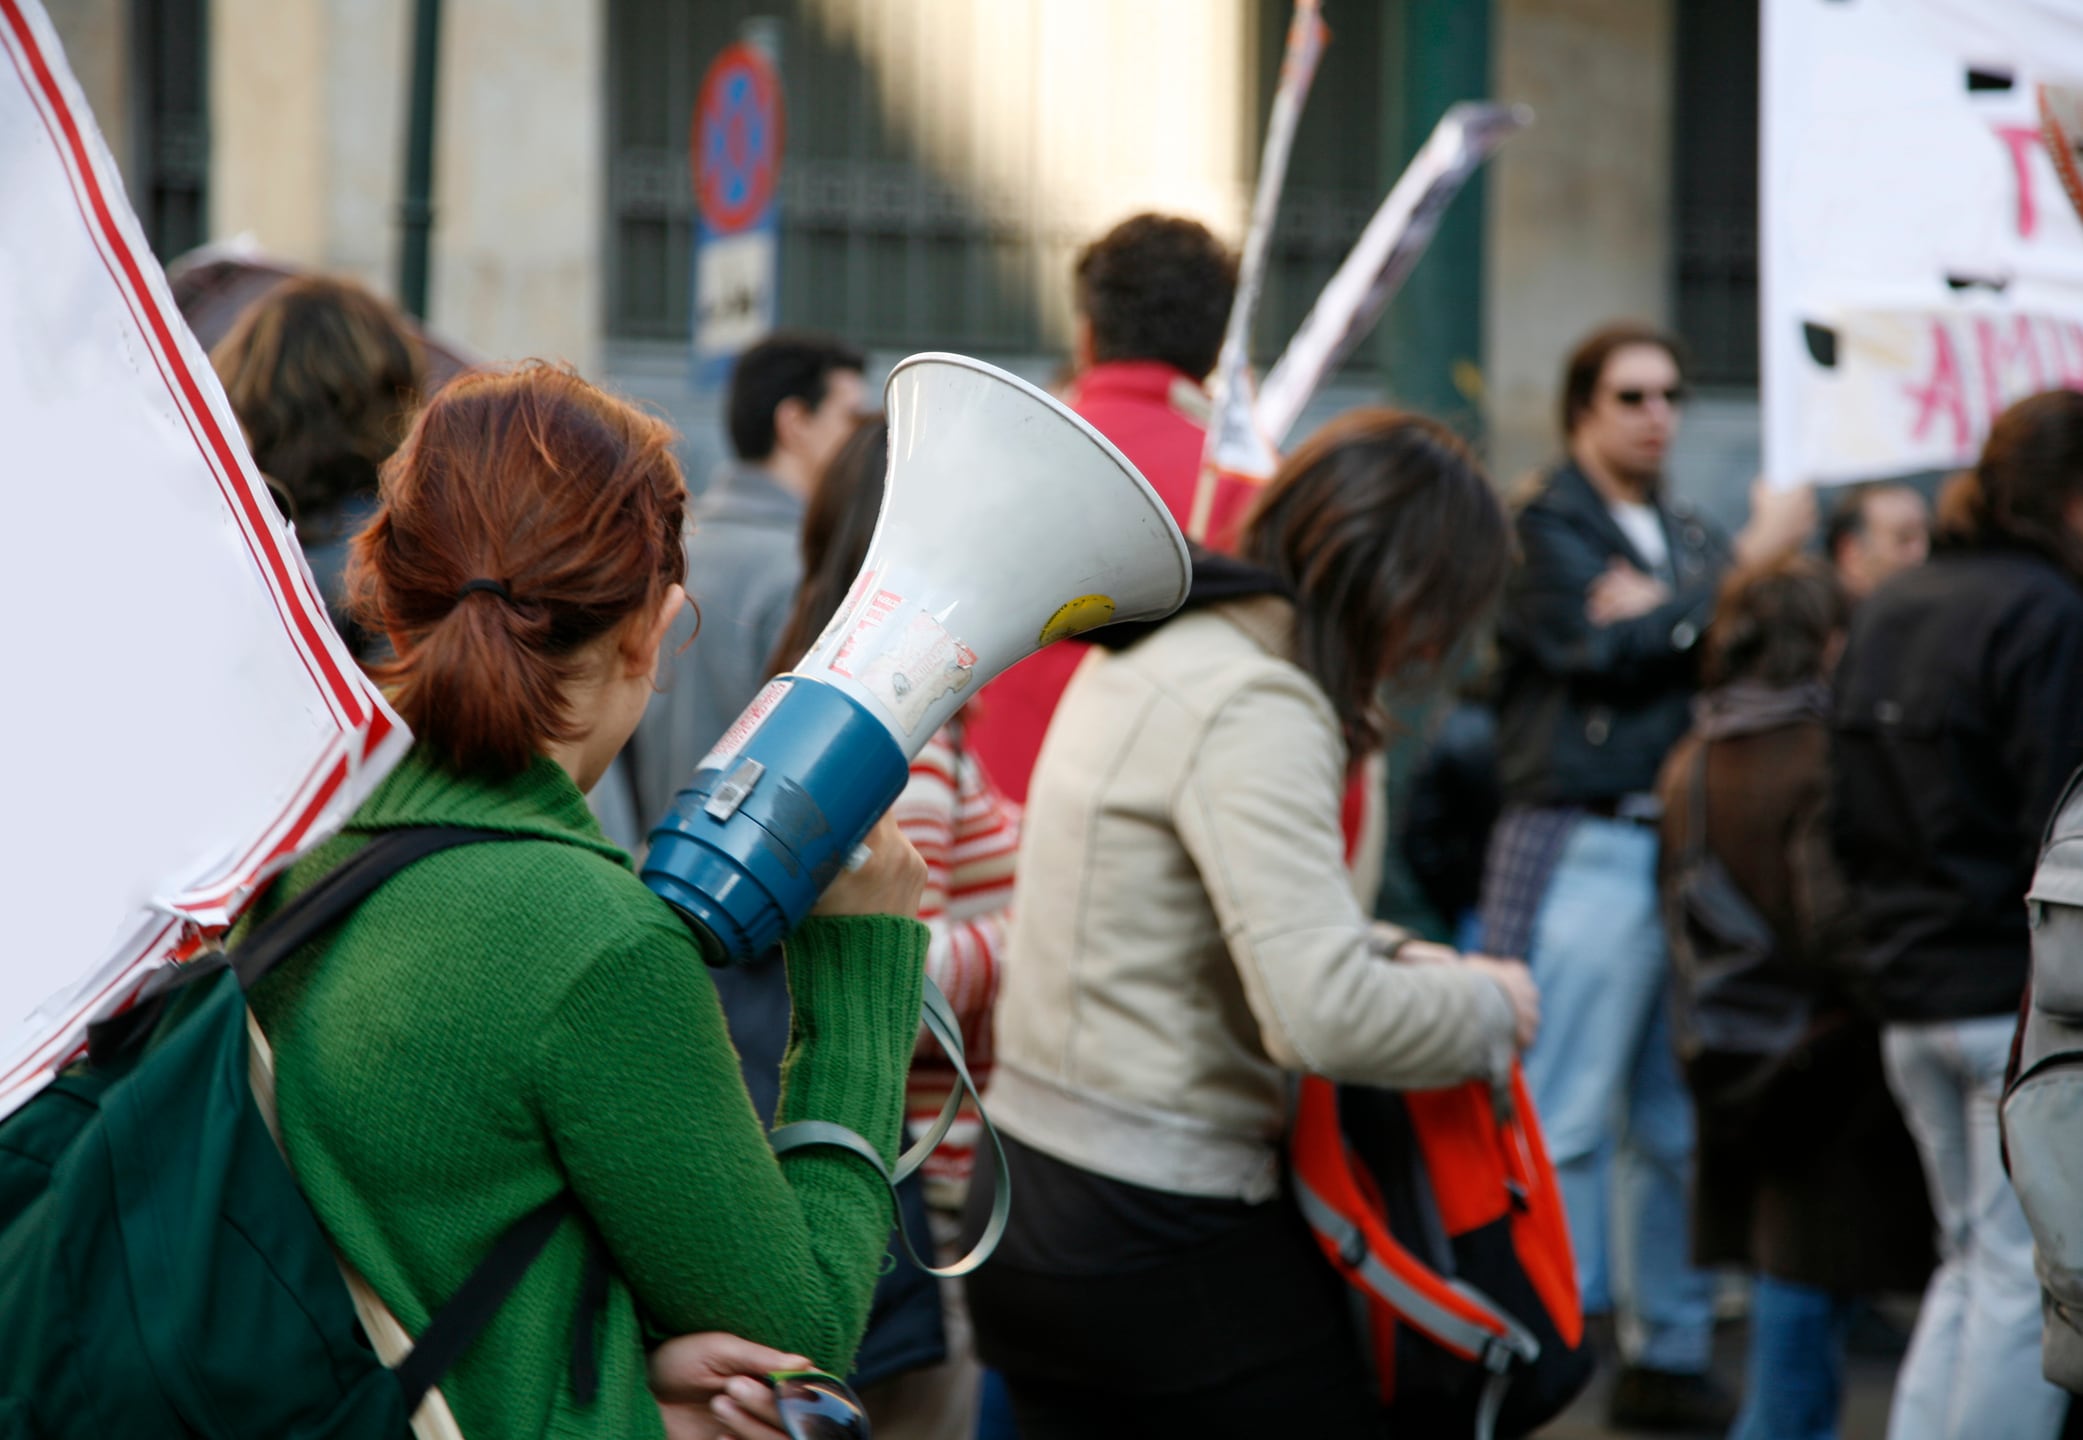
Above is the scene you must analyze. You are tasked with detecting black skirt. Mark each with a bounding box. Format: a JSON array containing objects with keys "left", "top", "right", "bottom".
[{"left": 960, "top": 1132, "right": 1385, "bottom": 1439}]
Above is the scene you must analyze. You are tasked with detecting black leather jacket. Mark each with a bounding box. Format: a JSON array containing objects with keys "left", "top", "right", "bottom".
[
  {"left": 1493, "top": 461, "right": 1732, "bottom": 806},
  {"left": 1829, "top": 545, "right": 2083, "bottom": 1022}
]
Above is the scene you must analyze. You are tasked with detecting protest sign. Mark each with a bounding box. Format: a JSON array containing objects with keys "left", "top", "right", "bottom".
[
  {"left": 0, "top": 0, "right": 404, "bottom": 1119},
  {"left": 1762, "top": 0, "right": 2083, "bottom": 485}
]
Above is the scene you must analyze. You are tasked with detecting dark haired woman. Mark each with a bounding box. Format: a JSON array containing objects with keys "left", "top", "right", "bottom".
[
  {"left": 1830, "top": 388, "right": 2083, "bottom": 1440},
  {"left": 1655, "top": 556, "right": 1931, "bottom": 1440},
  {"left": 962, "top": 409, "right": 1540, "bottom": 1437},
  {"left": 243, "top": 365, "right": 930, "bottom": 1440},
  {"left": 211, "top": 274, "right": 426, "bottom": 660}
]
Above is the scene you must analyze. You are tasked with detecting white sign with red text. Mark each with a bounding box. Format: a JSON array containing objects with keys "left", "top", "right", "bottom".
[
  {"left": 1762, "top": 0, "right": 2083, "bottom": 485},
  {"left": 0, "top": 0, "right": 404, "bottom": 1119}
]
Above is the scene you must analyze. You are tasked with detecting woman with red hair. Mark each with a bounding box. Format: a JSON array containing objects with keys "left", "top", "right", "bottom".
[{"left": 245, "top": 364, "right": 927, "bottom": 1439}]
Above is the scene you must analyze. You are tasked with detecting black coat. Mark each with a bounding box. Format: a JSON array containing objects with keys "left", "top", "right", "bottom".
[
  {"left": 1494, "top": 462, "right": 1732, "bottom": 805},
  {"left": 1830, "top": 544, "right": 2083, "bottom": 1022}
]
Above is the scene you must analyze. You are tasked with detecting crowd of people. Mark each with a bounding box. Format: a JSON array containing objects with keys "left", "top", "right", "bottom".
[{"left": 202, "top": 206, "right": 2083, "bottom": 1440}]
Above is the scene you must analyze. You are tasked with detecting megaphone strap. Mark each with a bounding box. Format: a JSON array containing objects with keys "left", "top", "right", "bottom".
[
  {"left": 770, "top": 974, "right": 1011, "bottom": 1279},
  {"left": 893, "top": 976, "right": 967, "bottom": 1179}
]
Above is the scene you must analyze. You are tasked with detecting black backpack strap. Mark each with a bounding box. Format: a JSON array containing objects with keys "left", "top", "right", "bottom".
[
  {"left": 392, "top": 1194, "right": 582, "bottom": 1412},
  {"left": 232, "top": 826, "right": 515, "bottom": 990},
  {"left": 234, "top": 822, "right": 608, "bottom": 1410}
]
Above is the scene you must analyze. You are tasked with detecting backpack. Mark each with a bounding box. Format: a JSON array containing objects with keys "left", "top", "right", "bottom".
[
  {"left": 1663, "top": 740, "right": 1817, "bottom": 1126},
  {"left": 1289, "top": 1066, "right": 1591, "bottom": 1440},
  {"left": 0, "top": 826, "right": 600, "bottom": 1438},
  {"left": 2002, "top": 764, "right": 2083, "bottom": 1394}
]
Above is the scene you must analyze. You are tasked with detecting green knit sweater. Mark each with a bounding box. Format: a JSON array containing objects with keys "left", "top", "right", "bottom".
[{"left": 244, "top": 746, "right": 927, "bottom": 1439}]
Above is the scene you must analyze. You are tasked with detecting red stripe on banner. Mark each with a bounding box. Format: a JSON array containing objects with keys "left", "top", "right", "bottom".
[
  {"left": 0, "top": 914, "right": 179, "bottom": 1087},
  {"left": 185, "top": 709, "right": 390, "bottom": 910},
  {"left": 179, "top": 744, "right": 356, "bottom": 912},
  {"left": 0, "top": 0, "right": 365, "bottom": 730}
]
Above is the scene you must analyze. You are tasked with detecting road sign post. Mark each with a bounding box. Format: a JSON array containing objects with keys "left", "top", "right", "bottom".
[{"left": 691, "top": 34, "right": 784, "bottom": 389}]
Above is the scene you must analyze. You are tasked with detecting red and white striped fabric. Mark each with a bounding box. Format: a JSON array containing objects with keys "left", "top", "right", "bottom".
[{"left": 890, "top": 720, "right": 1019, "bottom": 1209}]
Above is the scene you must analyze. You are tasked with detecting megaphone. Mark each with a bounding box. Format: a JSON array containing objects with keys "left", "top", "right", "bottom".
[{"left": 643, "top": 353, "right": 1192, "bottom": 965}]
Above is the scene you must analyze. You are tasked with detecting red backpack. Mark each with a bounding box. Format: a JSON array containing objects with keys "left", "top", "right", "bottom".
[{"left": 1290, "top": 1067, "right": 1590, "bottom": 1439}]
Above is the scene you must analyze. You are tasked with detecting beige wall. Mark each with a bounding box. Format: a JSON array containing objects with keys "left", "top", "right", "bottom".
[
  {"left": 208, "top": 0, "right": 603, "bottom": 372},
  {"left": 428, "top": 0, "right": 602, "bottom": 371},
  {"left": 211, "top": 0, "right": 332, "bottom": 264},
  {"left": 1485, "top": 0, "right": 1674, "bottom": 486}
]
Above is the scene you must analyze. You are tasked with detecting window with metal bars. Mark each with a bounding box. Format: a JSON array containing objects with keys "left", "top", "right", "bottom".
[
  {"left": 605, "top": 0, "right": 1397, "bottom": 368},
  {"left": 131, "top": 0, "right": 208, "bottom": 262}
]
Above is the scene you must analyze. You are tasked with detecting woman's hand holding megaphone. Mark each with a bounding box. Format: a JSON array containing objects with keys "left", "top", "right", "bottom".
[{"left": 811, "top": 812, "right": 928, "bottom": 921}]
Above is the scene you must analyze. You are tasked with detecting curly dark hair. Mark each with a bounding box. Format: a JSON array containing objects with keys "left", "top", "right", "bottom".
[
  {"left": 1935, "top": 387, "right": 2083, "bottom": 580},
  {"left": 1701, "top": 554, "right": 1849, "bottom": 690},
  {"left": 211, "top": 275, "right": 425, "bottom": 522},
  {"left": 1074, "top": 213, "right": 1237, "bottom": 381}
]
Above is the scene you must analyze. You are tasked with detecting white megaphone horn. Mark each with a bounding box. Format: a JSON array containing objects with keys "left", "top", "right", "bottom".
[{"left": 644, "top": 352, "right": 1192, "bottom": 964}]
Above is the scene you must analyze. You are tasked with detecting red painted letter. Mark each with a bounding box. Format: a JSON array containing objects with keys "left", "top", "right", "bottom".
[
  {"left": 1993, "top": 124, "right": 2044, "bottom": 239},
  {"left": 1976, "top": 314, "right": 2045, "bottom": 419},
  {"left": 1905, "top": 320, "right": 1973, "bottom": 454}
]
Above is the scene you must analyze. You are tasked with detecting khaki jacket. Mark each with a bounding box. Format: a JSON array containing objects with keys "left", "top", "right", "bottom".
[{"left": 988, "top": 596, "right": 1516, "bottom": 1202}]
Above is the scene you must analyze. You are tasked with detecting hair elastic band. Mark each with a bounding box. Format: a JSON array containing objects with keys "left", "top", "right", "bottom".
[{"left": 457, "top": 578, "right": 512, "bottom": 602}]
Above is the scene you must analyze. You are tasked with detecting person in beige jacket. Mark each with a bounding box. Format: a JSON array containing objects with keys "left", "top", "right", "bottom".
[{"left": 961, "top": 409, "right": 1540, "bottom": 1439}]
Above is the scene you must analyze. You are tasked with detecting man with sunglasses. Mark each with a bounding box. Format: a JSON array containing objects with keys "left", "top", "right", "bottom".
[{"left": 1479, "top": 322, "right": 1812, "bottom": 1432}]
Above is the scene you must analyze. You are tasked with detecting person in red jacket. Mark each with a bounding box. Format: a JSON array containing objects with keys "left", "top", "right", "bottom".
[{"left": 967, "top": 213, "right": 1255, "bottom": 802}]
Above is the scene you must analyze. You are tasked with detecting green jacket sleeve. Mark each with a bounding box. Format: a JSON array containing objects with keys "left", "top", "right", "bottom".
[{"left": 532, "top": 911, "right": 927, "bottom": 1372}]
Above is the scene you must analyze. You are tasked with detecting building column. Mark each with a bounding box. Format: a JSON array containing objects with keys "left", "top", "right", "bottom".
[
  {"left": 208, "top": 0, "right": 604, "bottom": 373},
  {"left": 1484, "top": 0, "right": 1674, "bottom": 486}
]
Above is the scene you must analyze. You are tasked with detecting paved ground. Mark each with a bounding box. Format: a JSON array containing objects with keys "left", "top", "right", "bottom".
[{"left": 1538, "top": 1316, "right": 1900, "bottom": 1439}]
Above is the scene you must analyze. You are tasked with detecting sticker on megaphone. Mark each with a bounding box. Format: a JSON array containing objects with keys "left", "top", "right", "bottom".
[{"left": 807, "top": 564, "right": 980, "bottom": 736}]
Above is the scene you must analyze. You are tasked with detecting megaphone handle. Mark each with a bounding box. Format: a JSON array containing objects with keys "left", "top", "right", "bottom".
[{"left": 769, "top": 974, "right": 1011, "bottom": 1280}]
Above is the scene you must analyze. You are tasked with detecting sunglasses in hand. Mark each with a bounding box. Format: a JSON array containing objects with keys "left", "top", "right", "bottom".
[{"left": 768, "top": 1369, "right": 871, "bottom": 1440}]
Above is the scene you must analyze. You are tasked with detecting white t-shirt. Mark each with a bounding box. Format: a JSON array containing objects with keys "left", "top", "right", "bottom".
[{"left": 1607, "top": 499, "right": 1671, "bottom": 578}]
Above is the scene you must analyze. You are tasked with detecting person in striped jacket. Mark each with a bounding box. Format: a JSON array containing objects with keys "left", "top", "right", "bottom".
[{"left": 892, "top": 721, "right": 1018, "bottom": 1212}]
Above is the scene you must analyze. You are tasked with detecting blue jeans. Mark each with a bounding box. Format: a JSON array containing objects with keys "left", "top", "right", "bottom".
[
  {"left": 1522, "top": 816, "right": 1715, "bottom": 1373},
  {"left": 1883, "top": 1017, "right": 2067, "bottom": 1440},
  {"left": 1733, "top": 1278, "right": 1850, "bottom": 1440}
]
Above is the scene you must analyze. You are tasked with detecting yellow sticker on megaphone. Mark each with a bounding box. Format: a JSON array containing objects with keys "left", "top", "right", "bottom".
[{"left": 1040, "top": 594, "right": 1117, "bottom": 646}]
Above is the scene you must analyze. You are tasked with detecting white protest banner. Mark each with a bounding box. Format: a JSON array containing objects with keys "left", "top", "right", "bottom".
[
  {"left": 1254, "top": 101, "right": 1530, "bottom": 451},
  {"left": 0, "top": 0, "right": 405, "bottom": 1119},
  {"left": 1188, "top": 0, "right": 1326, "bottom": 538},
  {"left": 1761, "top": 0, "right": 2083, "bottom": 487}
]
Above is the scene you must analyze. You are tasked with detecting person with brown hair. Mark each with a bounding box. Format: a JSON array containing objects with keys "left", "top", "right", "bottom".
[
  {"left": 1478, "top": 321, "right": 1813, "bottom": 1430},
  {"left": 241, "top": 363, "right": 931, "bottom": 1440},
  {"left": 1830, "top": 388, "right": 2083, "bottom": 1440},
  {"left": 210, "top": 274, "right": 426, "bottom": 659},
  {"left": 964, "top": 408, "right": 1539, "bottom": 1437},
  {"left": 1655, "top": 555, "right": 1932, "bottom": 1440}
]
